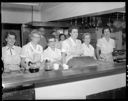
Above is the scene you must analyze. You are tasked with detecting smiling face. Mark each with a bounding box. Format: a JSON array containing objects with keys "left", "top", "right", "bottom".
[
  {"left": 60, "top": 34, "right": 66, "bottom": 41},
  {"left": 6, "top": 34, "right": 16, "bottom": 46},
  {"left": 31, "top": 33, "right": 41, "bottom": 44},
  {"left": 70, "top": 29, "right": 78, "bottom": 39},
  {"left": 83, "top": 34, "right": 91, "bottom": 45},
  {"left": 103, "top": 28, "right": 111, "bottom": 39},
  {"left": 48, "top": 38, "right": 56, "bottom": 49},
  {"left": 39, "top": 28, "right": 45, "bottom": 35}
]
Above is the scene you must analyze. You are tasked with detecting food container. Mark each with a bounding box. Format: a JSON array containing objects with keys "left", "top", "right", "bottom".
[
  {"left": 29, "top": 68, "right": 39, "bottom": 73},
  {"left": 45, "top": 60, "right": 53, "bottom": 71},
  {"left": 53, "top": 63, "right": 59, "bottom": 70}
]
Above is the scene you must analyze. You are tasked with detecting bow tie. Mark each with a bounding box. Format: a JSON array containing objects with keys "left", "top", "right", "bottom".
[
  {"left": 7, "top": 47, "right": 14, "bottom": 55},
  {"left": 7, "top": 47, "right": 14, "bottom": 50}
]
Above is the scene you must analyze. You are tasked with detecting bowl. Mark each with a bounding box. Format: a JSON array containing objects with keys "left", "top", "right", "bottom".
[{"left": 29, "top": 68, "right": 39, "bottom": 73}]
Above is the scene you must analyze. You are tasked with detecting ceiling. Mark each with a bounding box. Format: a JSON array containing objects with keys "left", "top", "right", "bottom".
[
  {"left": 1, "top": 2, "right": 61, "bottom": 11},
  {"left": 1, "top": 2, "right": 125, "bottom": 24}
]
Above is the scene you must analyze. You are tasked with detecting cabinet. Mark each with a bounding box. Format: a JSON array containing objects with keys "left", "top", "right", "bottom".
[
  {"left": 2, "top": 85, "right": 35, "bottom": 100},
  {"left": 86, "top": 87, "right": 126, "bottom": 99}
]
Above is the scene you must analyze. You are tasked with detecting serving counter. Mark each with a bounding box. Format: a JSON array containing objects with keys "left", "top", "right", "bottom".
[{"left": 2, "top": 61, "right": 126, "bottom": 99}]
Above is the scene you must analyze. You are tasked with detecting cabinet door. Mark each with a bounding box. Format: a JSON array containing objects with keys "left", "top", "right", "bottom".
[
  {"left": 2, "top": 88, "right": 35, "bottom": 100},
  {"left": 86, "top": 87, "right": 126, "bottom": 99},
  {"left": 86, "top": 90, "right": 113, "bottom": 99}
]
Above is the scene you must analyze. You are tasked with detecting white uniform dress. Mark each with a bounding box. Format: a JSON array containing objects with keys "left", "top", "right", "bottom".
[
  {"left": 20, "top": 42, "right": 43, "bottom": 69},
  {"left": 61, "top": 37, "right": 82, "bottom": 63},
  {"left": 43, "top": 47, "right": 61, "bottom": 62},
  {"left": 82, "top": 43, "right": 96, "bottom": 59},
  {"left": 97, "top": 37, "right": 115, "bottom": 62},
  {"left": 2, "top": 45, "right": 21, "bottom": 71}
]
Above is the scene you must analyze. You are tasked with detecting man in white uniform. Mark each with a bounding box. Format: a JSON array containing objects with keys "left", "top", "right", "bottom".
[
  {"left": 96, "top": 26, "right": 115, "bottom": 62},
  {"left": 20, "top": 30, "right": 44, "bottom": 70},
  {"left": 43, "top": 35, "right": 62, "bottom": 64},
  {"left": 2, "top": 32, "right": 21, "bottom": 72},
  {"left": 82, "top": 33, "right": 96, "bottom": 59},
  {"left": 61, "top": 26, "right": 83, "bottom": 64}
]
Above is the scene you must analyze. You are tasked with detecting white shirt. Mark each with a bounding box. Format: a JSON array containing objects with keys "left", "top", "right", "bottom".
[
  {"left": 82, "top": 43, "right": 95, "bottom": 58},
  {"left": 2, "top": 45, "right": 21, "bottom": 65},
  {"left": 97, "top": 37, "right": 115, "bottom": 54},
  {"left": 2, "top": 45, "right": 21, "bottom": 70},
  {"left": 62, "top": 37, "right": 82, "bottom": 62},
  {"left": 20, "top": 42, "right": 43, "bottom": 63},
  {"left": 43, "top": 47, "right": 61, "bottom": 62}
]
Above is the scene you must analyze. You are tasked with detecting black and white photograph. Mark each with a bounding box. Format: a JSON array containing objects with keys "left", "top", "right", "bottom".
[{"left": 1, "top": 2, "right": 126, "bottom": 100}]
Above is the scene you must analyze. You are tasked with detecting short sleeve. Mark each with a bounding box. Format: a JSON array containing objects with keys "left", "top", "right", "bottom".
[
  {"left": 2, "top": 47, "right": 5, "bottom": 61},
  {"left": 96, "top": 39, "right": 102, "bottom": 48},
  {"left": 40, "top": 52, "right": 44, "bottom": 62},
  {"left": 38, "top": 46, "right": 44, "bottom": 62},
  {"left": 42, "top": 50, "right": 49, "bottom": 61},
  {"left": 77, "top": 40, "right": 82, "bottom": 49},
  {"left": 20, "top": 46, "right": 28, "bottom": 58},
  {"left": 113, "top": 39, "right": 115, "bottom": 49},
  {"left": 38, "top": 45, "right": 43, "bottom": 53},
  {"left": 17, "top": 47, "right": 22, "bottom": 55},
  {"left": 61, "top": 41, "right": 69, "bottom": 53},
  {"left": 78, "top": 40, "right": 82, "bottom": 45}
]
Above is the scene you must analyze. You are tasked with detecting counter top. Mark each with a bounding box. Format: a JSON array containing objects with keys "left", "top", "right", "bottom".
[{"left": 2, "top": 61, "right": 126, "bottom": 91}]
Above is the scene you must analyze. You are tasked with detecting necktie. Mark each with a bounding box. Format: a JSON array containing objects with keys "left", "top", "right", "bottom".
[
  {"left": 10, "top": 49, "right": 12, "bottom": 55},
  {"left": 7, "top": 47, "right": 14, "bottom": 55}
]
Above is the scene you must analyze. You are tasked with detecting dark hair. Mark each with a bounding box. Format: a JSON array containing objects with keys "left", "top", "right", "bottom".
[
  {"left": 29, "top": 29, "right": 41, "bottom": 40},
  {"left": 46, "top": 35, "right": 55, "bottom": 43},
  {"left": 5, "top": 31, "right": 17, "bottom": 40},
  {"left": 102, "top": 26, "right": 111, "bottom": 34},
  {"left": 59, "top": 34, "right": 66, "bottom": 41},
  {"left": 82, "top": 33, "right": 91, "bottom": 39},
  {"left": 30, "top": 29, "right": 41, "bottom": 36},
  {"left": 38, "top": 27, "right": 45, "bottom": 34},
  {"left": 3, "top": 31, "right": 17, "bottom": 46},
  {"left": 50, "top": 31, "right": 57, "bottom": 35},
  {"left": 68, "top": 26, "right": 79, "bottom": 33}
]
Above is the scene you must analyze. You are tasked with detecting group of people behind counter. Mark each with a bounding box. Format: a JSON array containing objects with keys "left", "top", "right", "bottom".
[{"left": 2, "top": 26, "right": 115, "bottom": 73}]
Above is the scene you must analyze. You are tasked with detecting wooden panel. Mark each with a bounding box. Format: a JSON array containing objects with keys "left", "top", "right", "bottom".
[
  {"left": 86, "top": 87, "right": 126, "bottom": 99},
  {"left": 2, "top": 88, "right": 35, "bottom": 100}
]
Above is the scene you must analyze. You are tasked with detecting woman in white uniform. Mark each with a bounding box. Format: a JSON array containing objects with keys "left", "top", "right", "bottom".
[
  {"left": 2, "top": 32, "right": 21, "bottom": 72},
  {"left": 58, "top": 34, "right": 67, "bottom": 49},
  {"left": 43, "top": 35, "right": 62, "bottom": 63},
  {"left": 96, "top": 26, "right": 115, "bottom": 62},
  {"left": 61, "top": 26, "right": 83, "bottom": 64},
  {"left": 82, "top": 33, "right": 96, "bottom": 59},
  {"left": 20, "top": 29, "right": 44, "bottom": 70}
]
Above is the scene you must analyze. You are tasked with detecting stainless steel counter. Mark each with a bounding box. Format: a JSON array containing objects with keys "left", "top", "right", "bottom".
[{"left": 2, "top": 61, "right": 126, "bottom": 92}]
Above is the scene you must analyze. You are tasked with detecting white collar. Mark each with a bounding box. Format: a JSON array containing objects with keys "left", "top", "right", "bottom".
[
  {"left": 84, "top": 43, "right": 90, "bottom": 48},
  {"left": 69, "top": 37, "right": 77, "bottom": 46},
  {"left": 83, "top": 43, "right": 91, "bottom": 48},
  {"left": 29, "top": 42, "right": 38, "bottom": 51},
  {"left": 6, "top": 45, "right": 15, "bottom": 50},
  {"left": 103, "top": 37, "right": 111, "bottom": 43},
  {"left": 48, "top": 47, "right": 57, "bottom": 52}
]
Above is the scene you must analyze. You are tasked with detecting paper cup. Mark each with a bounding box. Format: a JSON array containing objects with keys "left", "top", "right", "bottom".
[
  {"left": 63, "top": 64, "right": 69, "bottom": 70},
  {"left": 53, "top": 63, "right": 59, "bottom": 70}
]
